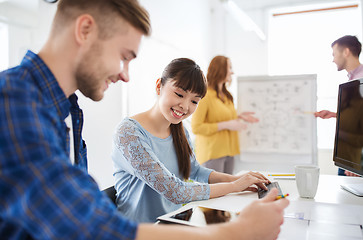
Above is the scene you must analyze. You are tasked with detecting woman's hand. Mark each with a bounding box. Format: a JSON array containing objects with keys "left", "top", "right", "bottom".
[
  {"left": 209, "top": 171, "right": 270, "bottom": 199},
  {"left": 238, "top": 112, "right": 259, "bottom": 123},
  {"left": 218, "top": 119, "right": 247, "bottom": 131},
  {"left": 232, "top": 171, "right": 270, "bottom": 192}
]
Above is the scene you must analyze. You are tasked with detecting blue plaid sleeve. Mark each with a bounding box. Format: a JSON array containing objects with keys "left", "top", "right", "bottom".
[{"left": 0, "top": 71, "right": 137, "bottom": 239}]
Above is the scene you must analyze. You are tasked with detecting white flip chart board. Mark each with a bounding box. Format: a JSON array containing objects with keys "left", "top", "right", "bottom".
[{"left": 236, "top": 75, "right": 318, "bottom": 171}]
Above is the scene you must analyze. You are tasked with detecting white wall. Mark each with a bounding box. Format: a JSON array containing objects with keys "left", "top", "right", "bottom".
[
  {"left": 126, "top": 0, "right": 213, "bottom": 117},
  {"left": 0, "top": 1, "right": 56, "bottom": 67},
  {"left": 2, "top": 0, "right": 362, "bottom": 189}
]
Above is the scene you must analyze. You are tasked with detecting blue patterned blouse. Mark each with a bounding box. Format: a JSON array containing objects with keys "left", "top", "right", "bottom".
[{"left": 112, "top": 118, "right": 213, "bottom": 223}]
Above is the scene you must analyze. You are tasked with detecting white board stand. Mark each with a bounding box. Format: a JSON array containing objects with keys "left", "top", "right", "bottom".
[{"left": 236, "top": 74, "right": 317, "bottom": 173}]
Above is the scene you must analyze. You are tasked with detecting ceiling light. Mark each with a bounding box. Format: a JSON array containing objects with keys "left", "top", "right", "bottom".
[{"left": 222, "top": 0, "right": 266, "bottom": 41}]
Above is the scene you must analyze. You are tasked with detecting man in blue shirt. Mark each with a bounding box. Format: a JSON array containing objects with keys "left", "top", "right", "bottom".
[{"left": 0, "top": 0, "right": 288, "bottom": 239}]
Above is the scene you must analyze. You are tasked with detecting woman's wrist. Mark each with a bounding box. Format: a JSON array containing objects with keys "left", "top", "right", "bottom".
[
  {"left": 218, "top": 120, "right": 233, "bottom": 131},
  {"left": 229, "top": 181, "right": 240, "bottom": 193},
  {"left": 217, "top": 121, "right": 228, "bottom": 131},
  {"left": 210, "top": 171, "right": 236, "bottom": 184}
]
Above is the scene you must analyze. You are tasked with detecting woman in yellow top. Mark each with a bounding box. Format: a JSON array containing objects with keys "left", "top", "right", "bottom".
[{"left": 191, "top": 55, "right": 258, "bottom": 174}]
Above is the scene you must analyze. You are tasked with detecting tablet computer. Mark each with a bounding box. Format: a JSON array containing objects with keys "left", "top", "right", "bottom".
[{"left": 157, "top": 206, "right": 238, "bottom": 227}]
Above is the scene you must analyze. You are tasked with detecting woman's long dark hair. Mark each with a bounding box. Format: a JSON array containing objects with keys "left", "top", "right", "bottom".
[
  {"left": 160, "top": 58, "right": 207, "bottom": 179},
  {"left": 207, "top": 55, "right": 233, "bottom": 103}
]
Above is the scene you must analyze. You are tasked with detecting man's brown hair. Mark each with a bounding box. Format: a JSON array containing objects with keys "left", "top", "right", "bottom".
[
  {"left": 53, "top": 0, "right": 151, "bottom": 39},
  {"left": 332, "top": 35, "right": 361, "bottom": 58}
]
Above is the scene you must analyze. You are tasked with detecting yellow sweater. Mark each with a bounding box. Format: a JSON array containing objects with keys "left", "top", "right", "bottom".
[{"left": 191, "top": 88, "right": 240, "bottom": 165}]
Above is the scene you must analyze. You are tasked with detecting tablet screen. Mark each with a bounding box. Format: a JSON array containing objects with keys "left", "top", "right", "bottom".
[{"left": 158, "top": 206, "right": 238, "bottom": 226}]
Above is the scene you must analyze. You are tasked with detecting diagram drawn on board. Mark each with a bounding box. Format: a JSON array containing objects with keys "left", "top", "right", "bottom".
[{"left": 237, "top": 75, "right": 317, "bottom": 154}]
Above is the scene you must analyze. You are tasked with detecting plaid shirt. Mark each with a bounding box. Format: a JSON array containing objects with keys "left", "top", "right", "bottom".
[
  {"left": 0, "top": 51, "right": 137, "bottom": 239},
  {"left": 68, "top": 93, "right": 88, "bottom": 170}
]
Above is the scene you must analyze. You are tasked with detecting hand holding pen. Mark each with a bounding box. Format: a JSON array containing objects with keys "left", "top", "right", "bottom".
[
  {"left": 235, "top": 189, "right": 289, "bottom": 240},
  {"left": 276, "top": 193, "right": 289, "bottom": 200}
]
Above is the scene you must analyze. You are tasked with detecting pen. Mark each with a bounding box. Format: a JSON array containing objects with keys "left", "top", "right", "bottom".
[
  {"left": 268, "top": 174, "right": 295, "bottom": 176},
  {"left": 276, "top": 193, "right": 289, "bottom": 200}
]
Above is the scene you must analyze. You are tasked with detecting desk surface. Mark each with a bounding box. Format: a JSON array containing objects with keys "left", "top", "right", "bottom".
[
  {"left": 181, "top": 174, "right": 363, "bottom": 240},
  {"left": 185, "top": 174, "right": 363, "bottom": 209},
  {"left": 278, "top": 174, "right": 363, "bottom": 206}
]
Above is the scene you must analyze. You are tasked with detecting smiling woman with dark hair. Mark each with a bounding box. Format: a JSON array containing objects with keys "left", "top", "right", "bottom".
[{"left": 112, "top": 58, "right": 270, "bottom": 223}]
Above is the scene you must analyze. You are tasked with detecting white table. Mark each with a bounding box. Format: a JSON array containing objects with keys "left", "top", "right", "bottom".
[
  {"left": 279, "top": 174, "right": 363, "bottom": 205},
  {"left": 180, "top": 174, "right": 363, "bottom": 240}
]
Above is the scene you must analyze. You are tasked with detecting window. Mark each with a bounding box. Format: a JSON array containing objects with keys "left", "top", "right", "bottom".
[
  {"left": 0, "top": 22, "right": 8, "bottom": 71},
  {"left": 268, "top": 1, "right": 362, "bottom": 149}
]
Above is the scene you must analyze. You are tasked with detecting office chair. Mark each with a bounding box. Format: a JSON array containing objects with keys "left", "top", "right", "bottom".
[{"left": 102, "top": 185, "right": 117, "bottom": 207}]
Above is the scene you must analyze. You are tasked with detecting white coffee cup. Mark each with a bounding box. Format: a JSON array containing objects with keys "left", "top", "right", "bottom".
[{"left": 295, "top": 165, "right": 320, "bottom": 198}]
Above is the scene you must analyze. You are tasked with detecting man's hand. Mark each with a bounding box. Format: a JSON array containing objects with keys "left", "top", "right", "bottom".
[
  {"left": 314, "top": 110, "right": 336, "bottom": 119},
  {"left": 345, "top": 170, "right": 361, "bottom": 177},
  {"left": 225, "top": 189, "right": 289, "bottom": 240}
]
